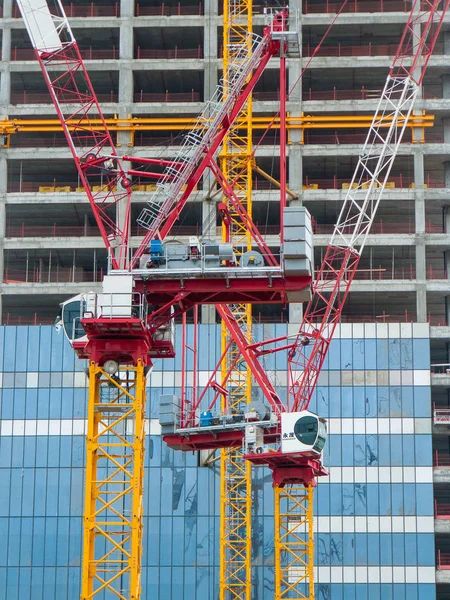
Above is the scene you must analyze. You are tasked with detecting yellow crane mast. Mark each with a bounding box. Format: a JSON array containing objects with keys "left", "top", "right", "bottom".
[
  {"left": 82, "top": 360, "right": 147, "bottom": 599},
  {"left": 219, "top": 0, "right": 253, "bottom": 597}
]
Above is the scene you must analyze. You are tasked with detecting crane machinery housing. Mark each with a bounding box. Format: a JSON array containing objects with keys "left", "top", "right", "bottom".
[{"left": 15, "top": 0, "right": 450, "bottom": 598}]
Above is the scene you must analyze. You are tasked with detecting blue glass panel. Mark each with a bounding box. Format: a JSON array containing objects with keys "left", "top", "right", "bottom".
[
  {"left": 416, "top": 484, "right": 433, "bottom": 515},
  {"left": 376, "top": 339, "right": 389, "bottom": 369},
  {"left": 352, "top": 339, "right": 365, "bottom": 369},
  {"left": 3, "top": 328, "right": 17, "bottom": 371},
  {"left": 417, "top": 534, "right": 435, "bottom": 565},
  {"left": 414, "top": 386, "right": 431, "bottom": 418},
  {"left": 25, "top": 389, "right": 38, "bottom": 419},
  {"left": 413, "top": 339, "right": 430, "bottom": 369},
  {"left": 1, "top": 389, "right": 14, "bottom": 419},
  {"left": 415, "top": 436, "right": 432, "bottom": 466}
]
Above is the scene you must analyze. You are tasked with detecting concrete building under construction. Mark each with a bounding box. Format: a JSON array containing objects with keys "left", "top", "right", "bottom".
[{"left": 0, "top": 0, "right": 450, "bottom": 598}]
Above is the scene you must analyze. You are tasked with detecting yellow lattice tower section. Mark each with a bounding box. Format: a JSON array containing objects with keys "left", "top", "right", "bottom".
[
  {"left": 219, "top": 0, "right": 253, "bottom": 597},
  {"left": 81, "top": 360, "right": 146, "bottom": 600},
  {"left": 274, "top": 484, "right": 315, "bottom": 600}
]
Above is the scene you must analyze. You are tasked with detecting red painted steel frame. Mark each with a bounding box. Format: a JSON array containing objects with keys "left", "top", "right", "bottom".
[
  {"left": 279, "top": 54, "right": 287, "bottom": 243},
  {"left": 32, "top": 35, "right": 132, "bottom": 269},
  {"left": 287, "top": 0, "right": 450, "bottom": 414}
]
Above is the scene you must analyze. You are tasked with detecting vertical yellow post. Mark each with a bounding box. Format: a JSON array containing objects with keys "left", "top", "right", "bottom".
[
  {"left": 81, "top": 360, "right": 147, "bottom": 600},
  {"left": 219, "top": 0, "right": 253, "bottom": 595},
  {"left": 274, "top": 484, "right": 315, "bottom": 600}
]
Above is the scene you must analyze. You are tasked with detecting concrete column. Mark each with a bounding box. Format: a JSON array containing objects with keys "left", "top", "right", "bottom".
[
  {"left": 286, "top": 2, "right": 303, "bottom": 323},
  {"left": 445, "top": 250, "right": 450, "bottom": 278},
  {"left": 444, "top": 207, "right": 450, "bottom": 233},
  {"left": 416, "top": 286, "right": 427, "bottom": 323},
  {"left": 288, "top": 145, "right": 302, "bottom": 199},
  {"left": 0, "top": 26, "right": 11, "bottom": 114},
  {"left": 442, "top": 74, "right": 450, "bottom": 99},
  {"left": 118, "top": 0, "right": 133, "bottom": 111},
  {"left": 444, "top": 30, "right": 450, "bottom": 55},
  {"left": 203, "top": 0, "right": 218, "bottom": 102},
  {"left": 413, "top": 152, "right": 427, "bottom": 322},
  {"left": 201, "top": 304, "right": 217, "bottom": 323},
  {"left": 444, "top": 161, "right": 450, "bottom": 189},
  {"left": 2, "top": 24, "right": 11, "bottom": 62},
  {"left": 446, "top": 296, "right": 450, "bottom": 327},
  {"left": 289, "top": 302, "right": 303, "bottom": 324},
  {"left": 3, "top": 0, "right": 13, "bottom": 19},
  {"left": 286, "top": 0, "right": 303, "bottom": 194},
  {"left": 443, "top": 115, "right": 450, "bottom": 142},
  {"left": 202, "top": 0, "right": 218, "bottom": 202}
]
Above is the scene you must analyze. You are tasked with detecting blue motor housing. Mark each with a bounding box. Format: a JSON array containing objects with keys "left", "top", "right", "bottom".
[
  {"left": 199, "top": 411, "right": 214, "bottom": 427},
  {"left": 150, "top": 239, "right": 163, "bottom": 263}
]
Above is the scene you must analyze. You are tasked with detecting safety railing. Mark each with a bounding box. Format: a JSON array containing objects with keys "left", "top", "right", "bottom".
[
  {"left": 304, "top": 42, "right": 444, "bottom": 58},
  {"left": 437, "top": 550, "right": 450, "bottom": 570},
  {"left": 135, "top": 3, "right": 203, "bottom": 16},
  {"left": 7, "top": 181, "right": 153, "bottom": 193},
  {"left": 303, "top": 0, "right": 415, "bottom": 13},
  {"left": 11, "top": 47, "right": 118, "bottom": 61},
  {"left": 430, "top": 364, "right": 450, "bottom": 374},
  {"left": 2, "top": 314, "right": 56, "bottom": 326},
  {"left": 303, "top": 131, "right": 417, "bottom": 145},
  {"left": 6, "top": 225, "right": 101, "bottom": 238},
  {"left": 10, "top": 135, "right": 70, "bottom": 148},
  {"left": 130, "top": 250, "right": 282, "bottom": 277},
  {"left": 136, "top": 46, "right": 203, "bottom": 59},
  {"left": 313, "top": 220, "right": 444, "bottom": 235},
  {"left": 302, "top": 86, "right": 443, "bottom": 101},
  {"left": 3, "top": 267, "right": 104, "bottom": 284},
  {"left": 301, "top": 175, "right": 444, "bottom": 190},
  {"left": 428, "top": 314, "right": 448, "bottom": 326},
  {"left": 433, "top": 451, "right": 450, "bottom": 467},
  {"left": 14, "top": 2, "right": 120, "bottom": 17},
  {"left": 434, "top": 405, "right": 450, "bottom": 424},
  {"left": 134, "top": 90, "right": 201, "bottom": 103},
  {"left": 80, "top": 292, "right": 148, "bottom": 322},
  {"left": 253, "top": 91, "right": 280, "bottom": 101},
  {"left": 5, "top": 223, "right": 202, "bottom": 238},
  {"left": 10, "top": 90, "right": 118, "bottom": 104},
  {"left": 427, "top": 266, "right": 447, "bottom": 280},
  {"left": 315, "top": 265, "right": 416, "bottom": 281},
  {"left": 339, "top": 311, "right": 417, "bottom": 323},
  {"left": 435, "top": 501, "right": 450, "bottom": 518},
  {"left": 7, "top": 175, "right": 444, "bottom": 193}
]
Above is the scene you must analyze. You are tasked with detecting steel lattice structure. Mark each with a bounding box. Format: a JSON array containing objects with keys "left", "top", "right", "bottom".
[
  {"left": 219, "top": 0, "right": 254, "bottom": 596},
  {"left": 82, "top": 361, "right": 146, "bottom": 599},
  {"left": 288, "top": 0, "right": 450, "bottom": 414},
  {"left": 274, "top": 485, "right": 314, "bottom": 600}
]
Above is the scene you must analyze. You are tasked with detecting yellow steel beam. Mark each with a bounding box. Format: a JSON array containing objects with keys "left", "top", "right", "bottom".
[
  {"left": 0, "top": 113, "right": 434, "bottom": 134},
  {"left": 274, "top": 484, "right": 315, "bottom": 600},
  {"left": 252, "top": 163, "right": 298, "bottom": 199},
  {"left": 81, "top": 361, "right": 146, "bottom": 600}
]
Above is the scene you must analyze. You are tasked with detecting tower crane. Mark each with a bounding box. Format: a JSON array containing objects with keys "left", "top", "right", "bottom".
[
  {"left": 15, "top": 0, "right": 449, "bottom": 598},
  {"left": 160, "top": 1, "right": 450, "bottom": 598},
  {"left": 16, "top": 1, "right": 307, "bottom": 598}
]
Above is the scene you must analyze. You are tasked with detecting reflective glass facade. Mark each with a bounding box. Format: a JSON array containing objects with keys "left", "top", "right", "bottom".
[{"left": 0, "top": 323, "right": 434, "bottom": 599}]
